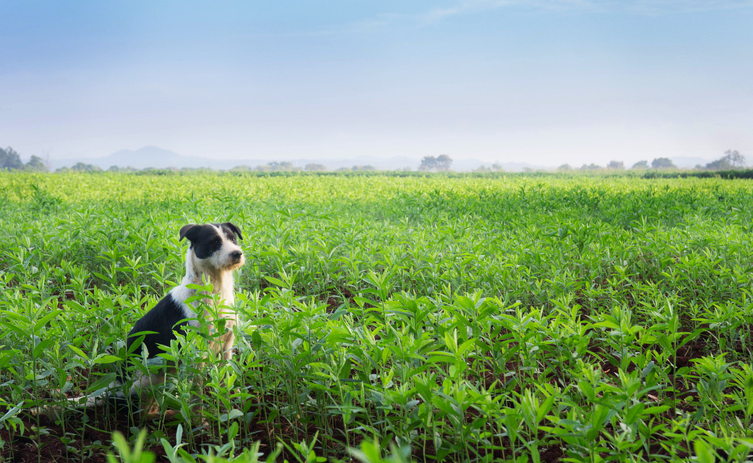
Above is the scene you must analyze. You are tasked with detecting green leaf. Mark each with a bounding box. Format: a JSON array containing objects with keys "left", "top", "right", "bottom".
[
  {"left": 219, "top": 409, "right": 243, "bottom": 422},
  {"left": 33, "top": 309, "right": 62, "bottom": 332},
  {"left": 264, "top": 276, "right": 287, "bottom": 287},
  {"left": 68, "top": 344, "right": 90, "bottom": 362},
  {"left": 86, "top": 372, "right": 117, "bottom": 395},
  {"left": 33, "top": 338, "right": 53, "bottom": 359},
  {"left": 94, "top": 355, "right": 122, "bottom": 365},
  {"left": 694, "top": 440, "right": 716, "bottom": 463}
]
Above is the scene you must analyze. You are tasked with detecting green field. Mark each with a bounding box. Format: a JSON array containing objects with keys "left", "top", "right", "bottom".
[{"left": 1, "top": 172, "right": 753, "bottom": 463}]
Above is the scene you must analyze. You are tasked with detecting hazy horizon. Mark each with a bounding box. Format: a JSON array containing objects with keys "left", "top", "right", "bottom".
[
  {"left": 2, "top": 1, "right": 752, "bottom": 167},
  {"left": 39, "top": 145, "right": 717, "bottom": 172}
]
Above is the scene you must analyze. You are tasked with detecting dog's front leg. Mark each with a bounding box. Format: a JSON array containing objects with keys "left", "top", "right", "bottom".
[{"left": 220, "top": 331, "right": 235, "bottom": 360}]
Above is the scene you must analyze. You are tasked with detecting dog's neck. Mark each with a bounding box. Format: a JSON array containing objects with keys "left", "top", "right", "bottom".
[{"left": 180, "top": 249, "right": 235, "bottom": 307}]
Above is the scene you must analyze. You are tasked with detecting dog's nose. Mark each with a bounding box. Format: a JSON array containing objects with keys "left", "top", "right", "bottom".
[{"left": 231, "top": 250, "right": 243, "bottom": 261}]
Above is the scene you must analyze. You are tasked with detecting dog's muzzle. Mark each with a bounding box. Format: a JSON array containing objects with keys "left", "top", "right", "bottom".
[{"left": 230, "top": 251, "right": 243, "bottom": 263}]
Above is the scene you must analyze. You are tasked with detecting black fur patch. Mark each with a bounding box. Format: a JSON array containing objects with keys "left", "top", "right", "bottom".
[
  {"left": 127, "top": 293, "right": 191, "bottom": 359},
  {"left": 218, "top": 222, "right": 243, "bottom": 243},
  {"left": 180, "top": 224, "right": 223, "bottom": 259}
]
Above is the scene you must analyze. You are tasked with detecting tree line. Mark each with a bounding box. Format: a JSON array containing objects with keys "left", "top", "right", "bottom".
[
  {"left": 1, "top": 146, "right": 746, "bottom": 174},
  {"left": 0, "top": 147, "right": 48, "bottom": 172},
  {"left": 230, "top": 162, "right": 376, "bottom": 172},
  {"left": 419, "top": 155, "right": 453, "bottom": 172},
  {"left": 556, "top": 151, "right": 745, "bottom": 172}
]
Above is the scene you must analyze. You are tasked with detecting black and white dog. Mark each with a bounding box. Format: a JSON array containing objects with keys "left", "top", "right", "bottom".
[
  {"left": 40, "top": 222, "right": 246, "bottom": 414},
  {"left": 123, "top": 222, "right": 245, "bottom": 403}
]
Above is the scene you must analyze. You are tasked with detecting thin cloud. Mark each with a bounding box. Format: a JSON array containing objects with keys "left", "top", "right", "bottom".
[
  {"left": 422, "top": 0, "right": 595, "bottom": 23},
  {"left": 620, "top": 0, "right": 753, "bottom": 13},
  {"left": 242, "top": 0, "right": 753, "bottom": 37},
  {"left": 419, "top": 0, "right": 753, "bottom": 22}
]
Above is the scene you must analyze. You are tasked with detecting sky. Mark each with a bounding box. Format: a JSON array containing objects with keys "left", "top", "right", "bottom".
[{"left": 1, "top": 0, "right": 752, "bottom": 167}]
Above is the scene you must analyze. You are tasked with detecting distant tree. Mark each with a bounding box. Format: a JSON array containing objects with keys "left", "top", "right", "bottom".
[
  {"left": 0, "top": 148, "right": 50, "bottom": 172},
  {"left": 0, "top": 147, "right": 24, "bottom": 170},
  {"left": 580, "top": 163, "right": 601, "bottom": 171},
  {"left": 420, "top": 155, "right": 452, "bottom": 172},
  {"left": 271, "top": 161, "right": 292, "bottom": 171},
  {"left": 256, "top": 161, "right": 299, "bottom": 172},
  {"left": 352, "top": 165, "right": 376, "bottom": 171},
  {"left": 230, "top": 165, "right": 253, "bottom": 172},
  {"left": 651, "top": 158, "right": 676, "bottom": 169},
  {"left": 557, "top": 164, "right": 572, "bottom": 172},
  {"left": 704, "top": 159, "right": 728, "bottom": 171},
  {"left": 474, "top": 166, "right": 491, "bottom": 173},
  {"left": 113, "top": 165, "right": 137, "bottom": 173},
  {"left": 725, "top": 149, "right": 745, "bottom": 168},
  {"left": 25, "top": 155, "right": 48, "bottom": 172},
  {"left": 305, "top": 163, "right": 327, "bottom": 172},
  {"left": 419, "top": 156, "right": 437, "bottom": 171},
  {"left": 632, "top": 160, "right": 649, "bottom": 169},
  {"left": 491, "top": 163, "right": 503, "bottom": 172},
  {"left": 69, "top": 162, "right": 102, "bottom": 172},
  {"left": 607, "top": 161, "right": 624, "bottom": 170},
  {"left": 706, "top": 150, "right": 745, "bottom": 170},
  {"left": 435, "top": 154, "right": 452, "bottom": 171}
]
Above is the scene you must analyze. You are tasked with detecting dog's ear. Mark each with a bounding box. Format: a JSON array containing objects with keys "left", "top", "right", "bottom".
[
  {"left": 179, "top": 224, "right": 199, "bottom": 242},
  {"left": 221, "top": 222, "right": 243, "bottom": 241}
]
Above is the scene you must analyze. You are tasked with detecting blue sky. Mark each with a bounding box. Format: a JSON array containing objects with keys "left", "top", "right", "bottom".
[{"left": 1, "top": 0, "right": 752, "bottom": 166}]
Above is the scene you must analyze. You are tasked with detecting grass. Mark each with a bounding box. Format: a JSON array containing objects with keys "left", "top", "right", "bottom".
[{"left": 1, "top": 171, "right": 753, "bottom": 462}]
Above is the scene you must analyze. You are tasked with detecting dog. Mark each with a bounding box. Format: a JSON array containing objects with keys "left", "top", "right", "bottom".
[
  {"left": 124, "top": 222, "right": 245, "bottom": 404},
  {"left": 39, "top": 222, "right": 245, "bottom": 416}
]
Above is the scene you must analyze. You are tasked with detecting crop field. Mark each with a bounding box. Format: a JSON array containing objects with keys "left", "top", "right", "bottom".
[{"left": 1, "top": 172, "right": 753, "bottom": 463}]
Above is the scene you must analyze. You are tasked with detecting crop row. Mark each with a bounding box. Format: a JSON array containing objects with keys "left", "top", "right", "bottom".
[{"left": 1, "top": 173, "right": 752, "bottom": 462}]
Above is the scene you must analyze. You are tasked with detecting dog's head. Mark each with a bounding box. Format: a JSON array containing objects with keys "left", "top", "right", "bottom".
[{"left": 179, "top": 223, "right": 245, "bottom": 271}]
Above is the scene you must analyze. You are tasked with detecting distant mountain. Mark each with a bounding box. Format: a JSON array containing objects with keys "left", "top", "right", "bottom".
[
  {"left": 104, "top": 146, "right": 184, "bottom": 168},
  {"left": 50, "top": 147, "right": 390, "bottom": 171},
  {"left": 54, "top": 146, "right": 230, "bottom": 170},
  {"left": 50, "top": 147, "right": 542, "bottom": 172},
  {"left": 47, "top": 146, "right": 729, "bottom": 172},
  {"left": 52, "top": 146, "right": 188, "bottom": 170}
]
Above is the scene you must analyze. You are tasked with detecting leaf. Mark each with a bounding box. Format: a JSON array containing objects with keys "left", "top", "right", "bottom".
[
  {"left": 339, "top": 358, "right": 352, "bottom": 379},
  {"left": 251, "top": 329, "right": 263, "bottom": 350},
  {"left": 68, "top": 345, "right": 90, "bottom": 362},
  {"left": 643, "top": 405, "right": 670, "bottom": 415},
  {"left": 94, "top": 355, "right": 122, "bottom": 365},
  {"left": 33, "top": 338, "right": 53, "bottom": 359},
  {"left": 219, "top": 409, "right": 243, "bottom": 422},
  {"left": 694, "top": 440, "right": 716, "bottom": 463},
  {"left": 458, "top": 338, "right": 476, "bottom": 356},
  {"left": 264, "top": 276, "right": 287, "bottom": 287},
  {"left": 0, "top": 402, "right": 23, "bottom": 424},
  {"left": 86, "top": 372, "right": 117, "bottom": 394},
  {"left": 34, "top": 310, "right": 62, "bottom": 332}
]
